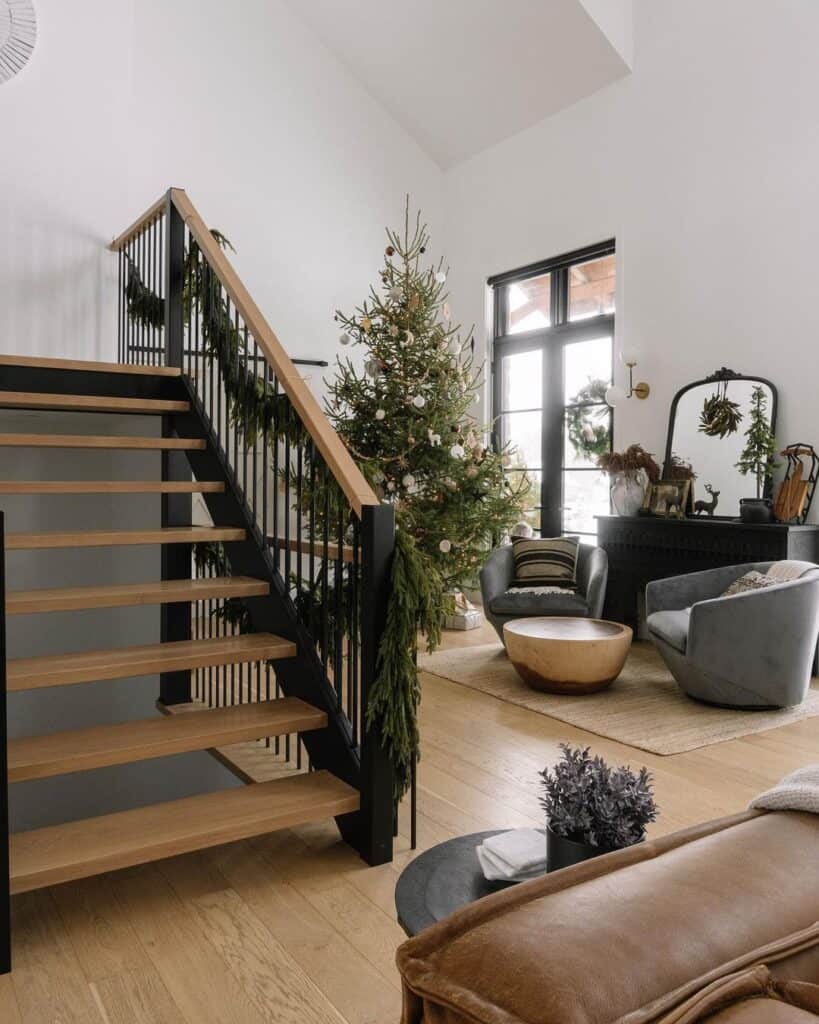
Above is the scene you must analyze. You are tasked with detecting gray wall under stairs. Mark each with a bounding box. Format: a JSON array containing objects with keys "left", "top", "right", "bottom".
[{"left": 1, "top": 409, "right": 239, "bottom": 833}]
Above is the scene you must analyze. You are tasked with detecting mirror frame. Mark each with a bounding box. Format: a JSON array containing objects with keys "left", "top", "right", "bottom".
[{"left": 663, "top": 367, "right": 779, "bottom": 505}]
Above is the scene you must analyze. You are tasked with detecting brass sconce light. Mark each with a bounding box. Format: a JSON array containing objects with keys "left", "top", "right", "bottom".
[{"left": 605, "top": 349, "right": 650, "bottom": 407}]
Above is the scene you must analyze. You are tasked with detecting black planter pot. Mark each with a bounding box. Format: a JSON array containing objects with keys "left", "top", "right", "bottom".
[
  {"left": 546, "top": 827, "right": 644, "bottom": 872},
  {"left": 739, "top": 497, "right": 774, "bottom": 524}
]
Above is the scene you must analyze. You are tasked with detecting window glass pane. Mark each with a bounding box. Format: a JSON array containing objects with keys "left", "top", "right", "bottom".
[
  {"left": 500, "top": 411, "right": 542, "bottom": 471},
  {"left": 505, "top": 273, "right": 551, "bottom": 334},
  {"left": 564, "top": 336, "right": 613, "bottom": 404},
  {"left": 562, "top": 471, "right": 610, "bottom": 537},
  {"left": 500, "top": 349, "right": 542, "bottom": 412},
  {"left": 564, "top": 404, "right": 612, "bottom": 469},
  {"left": 569, "top": 255, "right": 615, "bottom": 321}
]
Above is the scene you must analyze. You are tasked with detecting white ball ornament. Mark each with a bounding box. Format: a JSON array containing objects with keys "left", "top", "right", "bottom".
[
  {"left": 435, "top": 272, "right": 447, "bottom": 285},
  {"left": 386, "top": 481, "right": 396, "bottom": 492},
  {"left": 439, "top": 539, "right": 452, "bottom": 553},
  {"left": 375, "top": 409, "right": 386, "bottom": 421},
  {"left": 412, "top": 394, "right": 426, "bottom": 409},
  {"left": 339, "top": 332, "right": 351, "bottom": 346},
  {"left": 402, "top": 474, "right": 416, "bottom": 489},
  {"left": 450, "top": 443, "right": 465, "bottom": 459},
  {"left": 388, "top": 286, "right": 402, "bottom": 302}
]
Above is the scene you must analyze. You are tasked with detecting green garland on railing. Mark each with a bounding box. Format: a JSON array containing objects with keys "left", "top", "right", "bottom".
[
  {"left": 126, "top": 239, "right": 435, "bottom": 802},
  {"left": 367, "top": 529, "right": 444, "bottom": 801}
]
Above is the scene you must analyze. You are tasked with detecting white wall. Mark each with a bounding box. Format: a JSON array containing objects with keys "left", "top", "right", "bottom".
[
  {"left": 0, "top": 0, "right": 443, "bottom": 371},
  {"left": 445, "top": 0, "right": 819, "bottom": 516}
]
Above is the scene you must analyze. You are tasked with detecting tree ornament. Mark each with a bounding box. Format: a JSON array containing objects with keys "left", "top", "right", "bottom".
[
  {"left": 361, "top": 316, "right": 372, "bottom": 333},
  {"left": 386, "top": 480, "right": 396, "bottom": 492},
  {"left": 365, "top": 358, "right": 381, "bottom": 378},
  {"left": 435, "top": 271, "right": 447, "bottom": 285},
  {"left": 501, "top": 454, "right": 513, "bottom": 468},
  {"left": 405, "top": 330, "right": 415, "bottom": 345},
  {"left": 466, "top": 465, "right": 478, "bottom": 478},
  {"left": 339, "top": 332, "right": 351, "bottom": 346},
  {"left": 388, "top": 285, "right": 402, "bottom": 302},
  {"left": 450, "top": 443, "right": 465, "bottom": 459},
  {"left": 375, "top": 408, "right": 386, "bottom": 420},
  {"left": 385, "top": 245, "right": 395, "bottom": 257},
  {"left": 412, "top": 394, "right": 426, "bottom": 409},
  {"left": 402, "top": 474, "right": 416, "bottom": 489},
  {"left": 439, "top": 538, "right": 452, "bottom": 553},
  {"left": 389, "top": 323, "right": 399, "bottom": 338},
  {"left": 442, "top": 303, "right": 452, "bottom": 323},
  {"left": 428, "top": 429, "right": 442, "bottom": 447}
]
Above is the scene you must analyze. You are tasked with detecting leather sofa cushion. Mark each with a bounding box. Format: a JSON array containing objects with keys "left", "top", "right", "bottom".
[
  {"left": 398, "top": 811, "right": 819, "bottom": 1024},
  {"left": 490, "top": 588, "right": 589, "bottom": 616},
  {"left": 647, "top": 608, "right": 690, "bottom": 652},
  {"left": 710, "top": 1001, "right": 818, "bottom": 1022}
]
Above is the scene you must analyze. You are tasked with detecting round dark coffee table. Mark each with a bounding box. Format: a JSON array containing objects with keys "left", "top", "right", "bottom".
[{"left": 395, "top": 830, "right": 547, "bottom": 936}]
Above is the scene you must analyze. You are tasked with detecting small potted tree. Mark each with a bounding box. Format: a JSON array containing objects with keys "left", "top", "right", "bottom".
[
  {"left": 540, "top": 745, "right": 658, "bottom": 871},
  {"left": 736, "top": 386, "right": 777, "bottom": 524}
]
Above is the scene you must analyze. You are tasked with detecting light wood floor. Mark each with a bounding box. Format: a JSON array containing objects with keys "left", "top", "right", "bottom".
[{"left": 3, "top": 621, "right": 819, "bottom": 1023}]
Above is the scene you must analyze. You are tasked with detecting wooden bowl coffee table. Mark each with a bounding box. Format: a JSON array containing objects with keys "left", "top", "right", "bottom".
[{"left": 503, "top": 617, "right": 632, "bottom": 694}]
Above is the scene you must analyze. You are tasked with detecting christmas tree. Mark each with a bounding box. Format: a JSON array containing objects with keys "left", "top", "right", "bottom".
[
  {"left": 328, "top": 202, "right": 526, "bottom": 598},
  {"left": 736, "top": 385, "right": 777, "bottom": 498}
]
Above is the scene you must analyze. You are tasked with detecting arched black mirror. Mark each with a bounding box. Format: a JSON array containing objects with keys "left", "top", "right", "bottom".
[{"left": 663, "top": 368, "right": 777, "bottom": 518}]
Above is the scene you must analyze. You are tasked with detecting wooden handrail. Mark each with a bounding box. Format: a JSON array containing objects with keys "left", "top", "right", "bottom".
[
  {"left": 109, "top": 195, "right": 166, "bottom": 252},
  {"left": 110, "top": 189, "right": 379, "bottom": 517}
]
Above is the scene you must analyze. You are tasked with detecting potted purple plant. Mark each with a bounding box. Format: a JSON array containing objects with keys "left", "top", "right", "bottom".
[{"left": 540, "top": 745, "right": 658, "bottom": 872}]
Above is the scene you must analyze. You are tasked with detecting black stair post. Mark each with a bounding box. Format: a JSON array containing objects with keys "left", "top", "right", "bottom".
[
  {"left": 160, "top": 193, "right": 192, "bottom": 706},
  {"left": 0, "top": 513, "right": 10, "bottom": 974},
  {"left": 358, "top": 502, "right": 396, "bottom": 866}
]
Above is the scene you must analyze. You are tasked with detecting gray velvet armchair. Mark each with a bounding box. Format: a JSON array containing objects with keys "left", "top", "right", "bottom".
[
  {"left": 646, "top": 561, "right": 819, "bottom": 709},
  {"left": 480, "top": 543, "right": 608, "bottom": 643}
]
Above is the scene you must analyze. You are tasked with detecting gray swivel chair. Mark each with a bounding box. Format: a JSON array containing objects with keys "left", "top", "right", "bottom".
[
  {"left": 646, "top": 561, "right": 819, "bottom": 709},
  {"left": 480, "top": 543, "right": 608, "bottom": 643}
]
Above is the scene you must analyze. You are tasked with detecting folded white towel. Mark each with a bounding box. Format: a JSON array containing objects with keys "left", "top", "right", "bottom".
[
  {"left": 476, "top": 829, "right": 548, "bottom": 882},
  {"left": 476, "top": 844, "right": 547, "bottom": 882},
  {"left": 482, "top": 828, "right": 547, "bottom": 873},
  {"left": 750, "top": 764, "right": 819, "bottom": 814}
]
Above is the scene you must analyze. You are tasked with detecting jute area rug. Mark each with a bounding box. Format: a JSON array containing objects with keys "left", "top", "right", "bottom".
[{"left": 418, "top": 641, "right": 819, "bottom": 756}]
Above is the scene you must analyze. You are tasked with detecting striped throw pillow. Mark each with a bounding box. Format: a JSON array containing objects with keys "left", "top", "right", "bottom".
[{"left": 510, "top": 536, "right": 579, "bottom": 590}]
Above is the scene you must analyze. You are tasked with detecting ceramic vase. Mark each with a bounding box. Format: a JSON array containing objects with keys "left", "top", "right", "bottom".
[{"left": 610, "top": 471, "right": 645, "bottom": 517}]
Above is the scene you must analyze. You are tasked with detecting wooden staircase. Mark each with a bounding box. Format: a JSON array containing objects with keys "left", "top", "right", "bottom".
[
  {"left": 0, "top": 354, "right": 360, "bottom": 907},
  {"left": 0, "top": 187, "right": 398, "bottom": 975}
]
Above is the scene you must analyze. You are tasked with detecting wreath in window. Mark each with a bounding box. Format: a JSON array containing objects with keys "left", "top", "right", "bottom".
[{"left": 566, "top": 378, "right": 611, "bottom": 460}]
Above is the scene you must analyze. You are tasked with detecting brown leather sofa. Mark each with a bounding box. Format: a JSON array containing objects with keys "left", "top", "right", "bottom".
[{"left": 396, "top": 809, "right": 819, "bottom": 1023}]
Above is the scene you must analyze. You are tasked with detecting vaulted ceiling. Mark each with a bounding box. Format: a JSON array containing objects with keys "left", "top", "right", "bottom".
[{"left": 284, "top": 0, "right": 633, "bottom": 169}]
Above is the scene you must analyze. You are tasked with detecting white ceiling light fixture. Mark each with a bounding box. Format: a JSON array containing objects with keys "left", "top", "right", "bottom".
[{"left": 0, "top": 0, "right": 36, "bottom": 84}]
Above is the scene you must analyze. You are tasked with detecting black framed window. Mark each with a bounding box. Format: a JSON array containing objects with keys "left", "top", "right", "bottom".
[{"left": 491, "top": 241, "right": 615, "bottom": 541}]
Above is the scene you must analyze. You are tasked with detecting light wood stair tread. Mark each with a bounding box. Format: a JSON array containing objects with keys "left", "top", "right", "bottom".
[
  {"left": 8, "top": 633, "right": 296, "bottom": 691},
  {"left": 0, "top": 433, "right": 205, "bottom": 450},
  {"left": 7, "top": 576, "right": 268, "bottom": 615},
  {"left": 6, "top": 526, "right": 245, "bottom": 549},
  {"left": 9, "top": 770, "right": 358, "bottom": 893},
  {"left": 8, "top": 699, "right": 326, "bottom": 782},
  {"left": 0, "top": 480, "right": 224, "bottom": 494},
  {"left": 0, "top": 392, "right": 189, "bottom": 414},
  {"left": 0, "top": 354, "right": 181, "bottom": 376}
]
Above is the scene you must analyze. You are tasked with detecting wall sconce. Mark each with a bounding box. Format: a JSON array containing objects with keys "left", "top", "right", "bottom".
[{"left": 605, "top": 348, "right": 650, "bottom": 407}]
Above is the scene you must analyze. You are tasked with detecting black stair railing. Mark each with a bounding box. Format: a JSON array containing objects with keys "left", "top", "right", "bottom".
[{"left": 110, "top": 189, "right": 396, "bottom": 865}]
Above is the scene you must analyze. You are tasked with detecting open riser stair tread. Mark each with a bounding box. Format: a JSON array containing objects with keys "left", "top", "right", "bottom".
[
  {"left": 8, "top": 633, "right": 296, "bottom": 690},
  {"left": 6, "top": 526, "right": 246, "bottom": 549},
  {"left": 9, "top": 770, "right": 360, "bottom": 893},
  {"left": 7, "top": 576, "right": 268, "bottom": 615},
  {"left": 8, "top": 698, "right": 326, "bottom": 781},
  {"left": 0, "top": 480, "right": 224, "bottom": 494},
  {"left": 0, "top": 354, "right": 181, "bottom": 376},
  {"left": 0, "top": 433, "right": 206, "bottom": 450},
  {"left": 0, "top": 391, "right": 189, "bottom": 414}
]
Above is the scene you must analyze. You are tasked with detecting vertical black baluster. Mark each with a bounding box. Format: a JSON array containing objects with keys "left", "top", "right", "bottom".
[
  {"left": 262, "top": 364, "right": 269, "bottom": 551},
  {"left": 284, "top": 403, "right": 291, "bottom": 587},
  {"left": 272, "top": 376, "right": 280, "bottom": 573},
  {"left": 252, "top": 342, "right": 259, "bottom": 537},
  {"left": 321, "top": 472, "right": 330, "bottom": 680},
  {"left": 242, "top": 321, "right": 249, "bottom": 512},
  {"left": 265, "top": 661, "right": 272, "bottom": 749},
  {"left": 334, "top": 491, "right": 344, "bottom": 703},
  {"left": 351, "top": 517, "right": 360, "bottom": 745},
  {"left": 296, "top": 426, "right": 303, "bottom": 605},
  {"left": 233, "top": 298, "right": 240, "bottom": 493},
  {"left": 151, "top": 219, "right": 157, "bottom": 365},
  {"left": 309, "top": 442, "right": 317, "bottom": 639},
  {"left": 274, "top": 677, "right": 281, "bottom": 756},
  {"left": 117, "top": 248, "right": 123, "bottom": 363}
]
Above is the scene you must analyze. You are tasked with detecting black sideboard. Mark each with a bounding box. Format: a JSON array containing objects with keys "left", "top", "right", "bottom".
[{"left": 596, "top": 514, "right": 819, "bottom": 629}]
